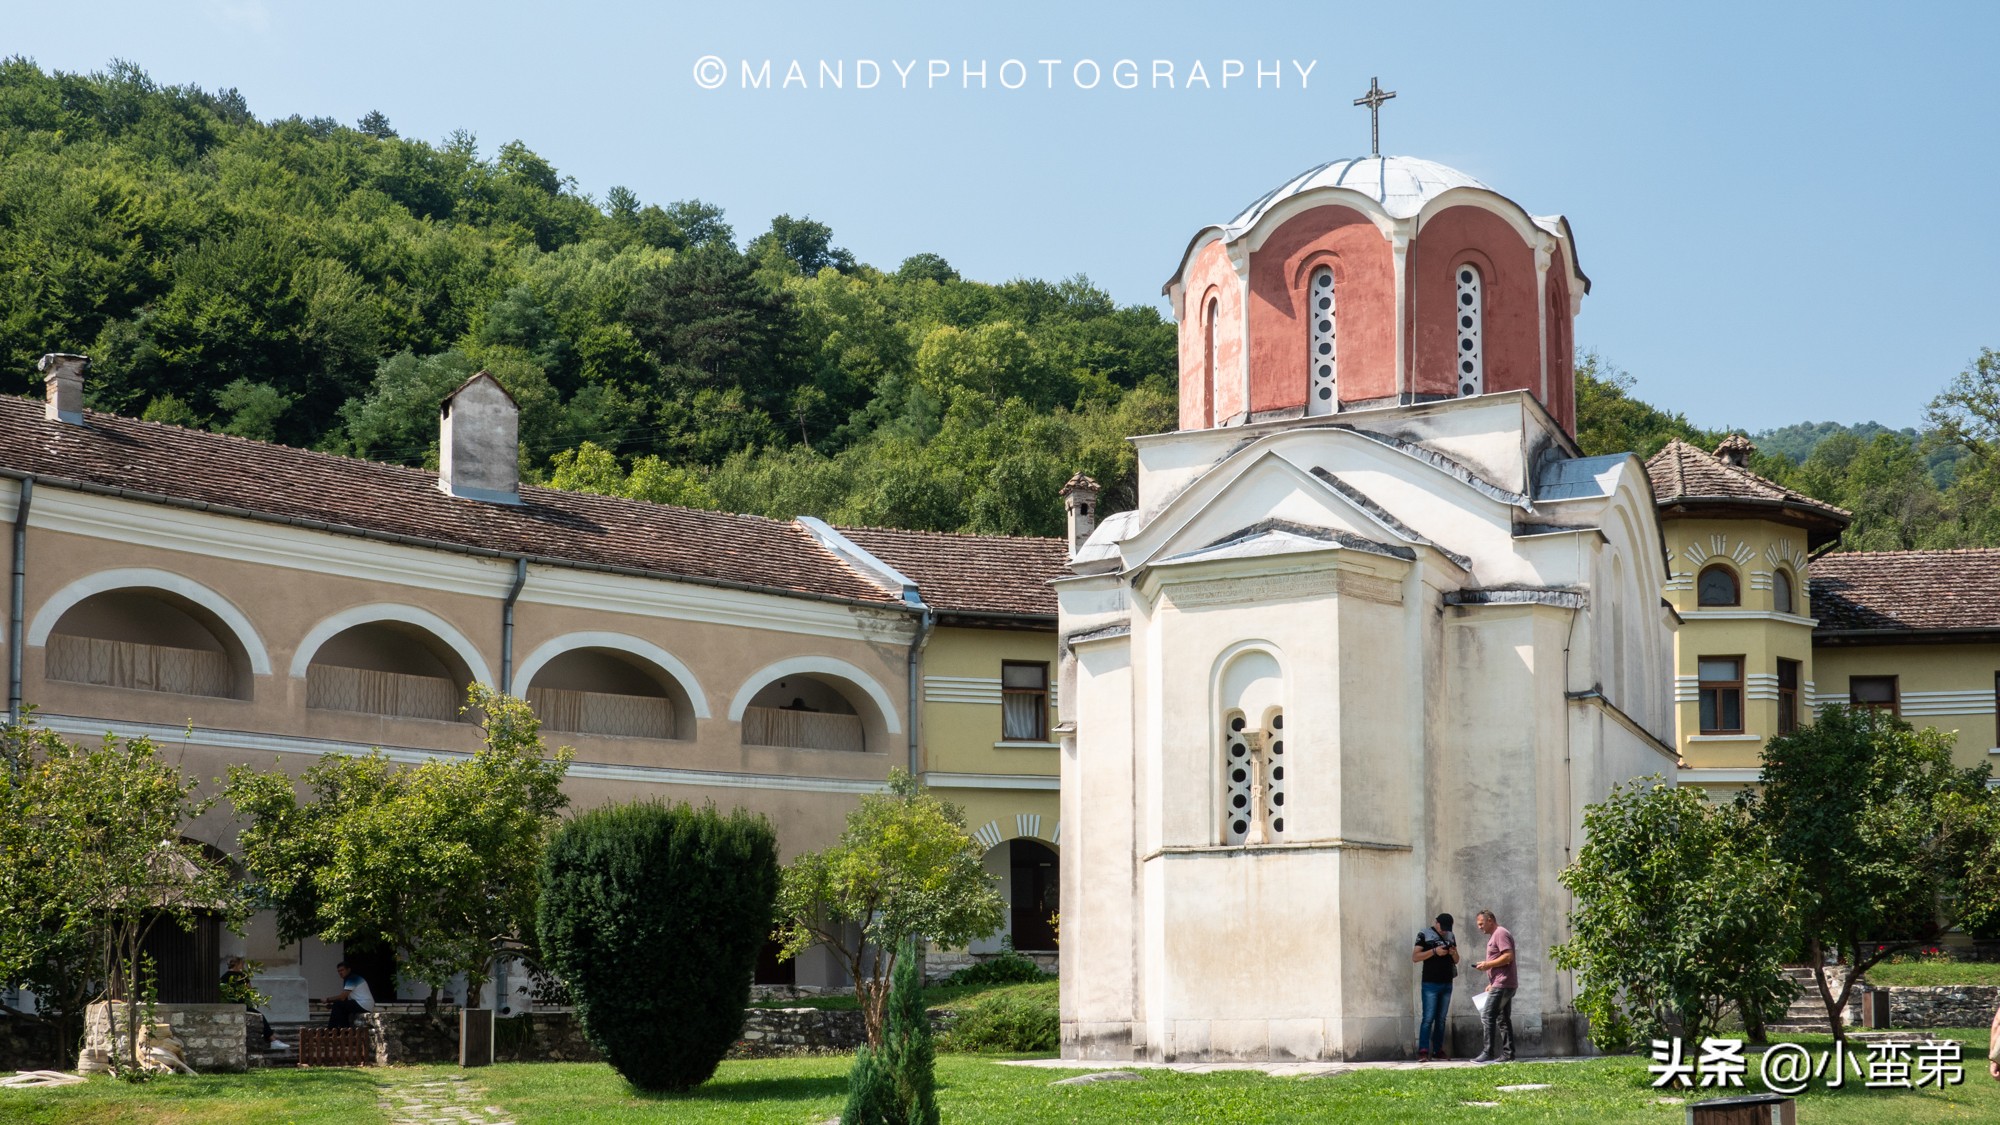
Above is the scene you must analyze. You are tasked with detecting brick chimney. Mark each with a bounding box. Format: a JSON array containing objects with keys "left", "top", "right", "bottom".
[
  {"left": 1060, "top": 472, "right": 1101, "bottom": 555},
  {"left": 438, "top": 371, "right": 521, "bottom": 505},
  {"left": 38, "top": 353, "right": 88, "bottom": 424},
  {"left": 1713, "top": 434, "right": 1755, "bottom": 468}
]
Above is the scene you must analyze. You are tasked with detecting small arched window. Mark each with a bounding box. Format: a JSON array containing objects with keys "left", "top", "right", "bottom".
[
  {"left": 1263, "top": 708, "right": 1286, "bottom": 839},
  {"left": 1203, "top": 297, "right": 1219, "bottom": 427},
  {"left": 1772, "top": 569, "right": 1795, "bottom": 616},
  {"left": 1697, "top": 564, "right": 1740, "bottom": 607},
  {"left": 1455, "top": 264, "right": 1483, "bottom": 397},
  {"left": 1306, "top": 266, "right": 1336, "bottom": 416}
]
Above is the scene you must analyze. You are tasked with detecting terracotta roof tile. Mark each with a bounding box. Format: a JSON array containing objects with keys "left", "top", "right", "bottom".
[
  {"left": 1644, "top": 438, "right": 1851, "bottom": 522},
  {"left": 837, "top": 525, "right": 1067, "bottom": 619},
  {"left": 0, "top": 396, "right": 899, "bottom": 605},
  {"left": 1810, "top": 549, "right": 2000, "bottom": 633}
]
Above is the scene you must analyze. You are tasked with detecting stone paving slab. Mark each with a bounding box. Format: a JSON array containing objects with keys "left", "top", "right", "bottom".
[
  {"left": 1003, "top": 1055, "right": 1593, "bottom": 1079},
  {"left": 378, "top": 1072, "right": 512, "bottom": 1125}
]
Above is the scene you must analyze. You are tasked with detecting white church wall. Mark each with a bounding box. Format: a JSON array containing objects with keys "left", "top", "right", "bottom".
[{"left": 1060, "top": 633, "right": 1141, "bottom": 1055}]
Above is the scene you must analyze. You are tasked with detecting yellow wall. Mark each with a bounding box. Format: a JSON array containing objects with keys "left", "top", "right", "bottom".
[
  {"left": 920, "top": 625, "right": 1060, "bottom": 779},
  {"left": 1813, "top": 644, "right": 1999, "bottom": 771},
  {"left": 1662, "top": 518, "right": 1817, "bottom": 771}
]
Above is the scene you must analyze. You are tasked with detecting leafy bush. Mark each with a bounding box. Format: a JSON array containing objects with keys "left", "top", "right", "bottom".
[
  {"left": 537, "top": 801, "right": 778, "bottom": 1092},
  {"left": 938, "top": 982, "right": 1059, "bottom": 1054},
  {"left": 843, "top": 937, "right": 937, "bottom": 1125},
  {"left": 943, "top": 945, "right": 1051, "bottom": 987}
]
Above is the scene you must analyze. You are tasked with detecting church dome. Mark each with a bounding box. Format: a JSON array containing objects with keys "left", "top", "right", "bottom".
[{"left": 1222, "top": 155, "right": 1490, "bottom": 237}]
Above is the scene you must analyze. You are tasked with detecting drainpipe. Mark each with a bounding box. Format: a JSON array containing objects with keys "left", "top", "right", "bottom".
[
  {"left": 501, "top": 557, "right": 527, "bottom": 694},
  {"left": 907, "top": 606, "right": 934, "bottom": 776},
  {"left": 9, "top": 477, "right": 32, "bottom": 725}
]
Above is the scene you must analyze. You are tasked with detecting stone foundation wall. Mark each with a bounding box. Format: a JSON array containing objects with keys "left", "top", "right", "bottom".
[
  {"left": 84, "top": 1001, "right": 246, "bottom": 1072},
  {"left": 1880, "top": 985, "right": 2000, "bottom": 1029},
  {"left": 364, "top": 1009, "right": 601, "bottom": 1065},
  {"left": 923, "top": 951, "right": 1059, "bottom": 983},
  {"left": 730, "top": 1007, "right": 954, "bottom": 1058}
]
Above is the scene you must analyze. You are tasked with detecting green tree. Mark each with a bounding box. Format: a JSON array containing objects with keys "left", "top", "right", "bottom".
[
  {"left": 1572, "top": 350, "right": 1713, "bottom": 459},
  {"left": 228, "top": 687, "right": 572, "bottom": 1009},
  {"left": 750, "top": 213, "right": 856, "bottom": 276},
  {"left": 1552, "top": 777, "right": 1794, "bottom": 1051},
  {"left": 0, "top": 722, "right": 241, "bottom": 1075},
  {"left": 537, "top": 800, "right": 778, "bottom": 1092},
  {"left": 842, "top": 936, "right": 938, "bottom": 1125},
  {"left": 775, "top": 771, "right": 1003, "bottom": 1044},
  {"left": 1745, "top": 705, "right": 2000, "bottom": 1039}
]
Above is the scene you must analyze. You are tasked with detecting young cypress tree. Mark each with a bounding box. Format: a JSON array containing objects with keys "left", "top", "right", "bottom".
[
  {"left": 537, "top": 801, "right": 778, "bottom": 1092},
  {"left": 843, "top": 936, "right": 939, "bottom": 1125}
]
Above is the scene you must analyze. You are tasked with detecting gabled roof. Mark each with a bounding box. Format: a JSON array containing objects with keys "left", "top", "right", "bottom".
[
  {"left": 1811, "top": 549, "right": 2000, "bottom": 640},
  {"left": 1645, "top": 438, "right": 1851, "bottom": 548},
  {"left": 836, "top": 525, "right": 1067, "bottom": 621},
  {"left": 0, "top": 396, "right": 900, "bottom": 606}
]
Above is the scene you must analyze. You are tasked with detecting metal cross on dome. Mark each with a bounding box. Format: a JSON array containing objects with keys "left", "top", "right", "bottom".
[{"left": 1353, "top": 76, "right": 1396, "bottom": 157}]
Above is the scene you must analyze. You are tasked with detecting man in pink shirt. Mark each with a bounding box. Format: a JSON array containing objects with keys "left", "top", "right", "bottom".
[{"left": 1471, "top": 909, "right": 1516, "bottom": 1063}]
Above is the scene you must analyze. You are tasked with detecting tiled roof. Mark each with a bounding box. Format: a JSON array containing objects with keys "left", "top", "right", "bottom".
[
  {"left": 1810, "top": 549, "right": 2000, "bottom": 633},
  {"left": 1645, "top": 438, "right": 1851, "bottom": 523},
  {"left": 0, "top": 396, "right": 900, "bottom": 605},
  {"left": 837, "top": 526, "right": 1067, "bottom": 619}
]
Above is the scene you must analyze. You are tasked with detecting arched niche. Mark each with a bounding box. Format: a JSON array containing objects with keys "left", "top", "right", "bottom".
[
  {"left": 302, "top": 619, "right": 476, "bottom": 723},
  {"left": 523, "top": 647, "right": 696, "bottom": 741},
  {"left": 970, "top": 837, "right": 1061, "bottom": 954},
  {"left": 729, "top": 657, "right": 899, "bottom": 754},
  {"left": 42, "top": 587, "right": 254, "bottom": 700}
]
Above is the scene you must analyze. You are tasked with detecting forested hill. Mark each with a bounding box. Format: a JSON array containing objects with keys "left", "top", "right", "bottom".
[
  {"left": 4, "top": 60, "right": 1996, "bottom": 548},
  {"left": 0, "top": 58, "right": 1174, "bottom": 537}
]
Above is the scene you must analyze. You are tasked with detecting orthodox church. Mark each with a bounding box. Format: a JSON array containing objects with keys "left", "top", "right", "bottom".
[{"left": 1054, "top": 152, "right": 1680, "bottom": 1061}]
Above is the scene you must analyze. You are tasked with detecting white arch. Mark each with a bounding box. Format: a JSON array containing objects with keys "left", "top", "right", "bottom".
[
  {"left": 288, "top": 603, "right": 493, "bottom": 686},
  {"left": 513, "top": 631, "right": 712, "bottom": 718},
  {"left": 726, "top": 655, "right": 902, "bottom": 734},
  {"left": 29, "top": 567, "right": 272, "bottom": 675}
]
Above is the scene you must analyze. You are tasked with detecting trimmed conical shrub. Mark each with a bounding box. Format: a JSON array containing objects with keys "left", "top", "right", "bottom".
[
  {"left": 537, "top": 801, "right": 778, "bottom": 1092},
  {"left": 843, "top": 938, "right": 939, "bottom": 1125}
]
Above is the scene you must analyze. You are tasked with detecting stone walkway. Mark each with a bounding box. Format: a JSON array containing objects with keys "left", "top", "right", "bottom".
[
  {"left": 1004, "top": 1055, "right": 1589, "bottom": 1079},
  {"left": 377, "top": 1072, "right": 512, "bottom": 1125}
]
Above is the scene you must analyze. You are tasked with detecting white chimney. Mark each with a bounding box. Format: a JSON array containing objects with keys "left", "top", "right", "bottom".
[
  {"left": 38, "top": 353, "right": 88, "bottom": 424},
  {"left": 438, "top": 371, "right": 521, "bottom": 505},
  {"left": 1060, "top": 472, "right": 1101, "bottom": 555}
]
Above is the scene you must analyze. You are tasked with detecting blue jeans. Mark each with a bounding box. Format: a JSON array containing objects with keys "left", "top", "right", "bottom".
[{"left": 1419, "top": 981, "right": 1453, "bottom": 1054}]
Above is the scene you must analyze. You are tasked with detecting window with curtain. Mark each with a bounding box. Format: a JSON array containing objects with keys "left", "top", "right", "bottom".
[
  {"left": 1698, "top": 656, "right": 1743, "bottom": 733},
  {"left": 1849, "top": 676, "right": 1898, "bottom": 714},
  {"left": 1001, "top": 661, "right": 1049, "bottom": 741},
  {"left": 1306, "top": 266, "right": 1336, "bottom": 416}
]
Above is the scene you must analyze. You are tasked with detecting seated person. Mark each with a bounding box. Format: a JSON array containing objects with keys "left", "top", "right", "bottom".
[
  {"left": 223, "top": 955, "right": 289, "bottom": 1050},
  {"left": 325, "top": 961, "right": 375, "bottom": 1029}
]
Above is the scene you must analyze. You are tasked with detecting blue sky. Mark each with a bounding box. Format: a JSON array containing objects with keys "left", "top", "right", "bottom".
[{"left": 9, "top": 1, "right": 1998, "bottom": 432}]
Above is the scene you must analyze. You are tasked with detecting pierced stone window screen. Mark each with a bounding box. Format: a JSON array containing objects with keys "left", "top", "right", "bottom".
[
  {"left": 1263, "top": 707, "right": 1286, "bottom": 838},
  {"left": 1001, "top": 661, "right": 1049, "bottom": 741},
  {"left": 1698, "top": 656, "right": 1744, "bottom": 734},
  {"left": 1777, "top": 658, "right": 1800, "bottom": 735},
  {"left": 1697, "top": 564, "right": 1740, "bottom": 607},
  {"left": 1306, "top": 267, "right": 1337, "bottom": 416},
  {"left": 1222, "top": 710, "right": 1254, "bottom": 845},
  {"left": 1849, "top": 675, "right": 1898, "bottom": 715},
  {"left": 1772, "top": 569, "right": 1794, "bottom": 615},
  {"left": 1455, "top": 264, "right": 1483, "bottom": 397}
]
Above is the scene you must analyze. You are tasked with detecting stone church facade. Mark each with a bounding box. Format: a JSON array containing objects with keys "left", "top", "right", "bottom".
[{"left": 1054, "top": 156, "right": 1680, "bottom": 1062}]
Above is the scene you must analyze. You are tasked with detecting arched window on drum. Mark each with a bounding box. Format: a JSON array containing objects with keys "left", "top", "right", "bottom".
[
  {"left": 1306, "top": 267, "right": 1336, "bottom": 416},
  {"left": 1455, "top": 264, "right": 1483, "bottom": 397}
]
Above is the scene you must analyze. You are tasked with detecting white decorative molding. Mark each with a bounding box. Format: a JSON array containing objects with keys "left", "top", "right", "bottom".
[
  {"left": 1685, "top": 734, "right": 1762, "bottom": 743},
  {"left": 922, "top": 772, "right": 1060, "bottom": 791},
  {"left": 725, "top": 655, "right": 901, "bottom": 734},
  {"left": 33, "top": 714, "right": 892, "bottom": 795},
  {"left": 994, "top": 740, "right": 1059, "bottom": 750},
  {"left": 28, "top": 567, "right": 273, "bottom": 675},
  {"left": 288, "top": 603, "right": 494, "bottom": 686},
  {"left": 512, "top": 631, "right": 712, "bottom": 718},
  {"left": 1017, "top": 812, "right": 1042, "bottom": 840},
  {"left": 973, "top": 819, "right": 1004, "bottom": 850},
  {"left": 925, "top": 675, "right": 1002, "bottom": 705},
  {"left": 1677, "top": 768, "right": 1762, "bottom": 784},
  {"left": 1678, "top": 609, "right": 1819, "bottom": 626}
]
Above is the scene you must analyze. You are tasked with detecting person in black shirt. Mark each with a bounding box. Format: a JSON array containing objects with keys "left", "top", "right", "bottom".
[{"left": 1411, "top": 912, "right": 1459, "bottom": 1061}]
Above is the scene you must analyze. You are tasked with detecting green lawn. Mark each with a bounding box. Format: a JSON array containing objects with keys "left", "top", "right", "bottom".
[
  {"left": 6, "top": 1031, "right": 1995, "bottom": 1125},
  {"left": 1868, "top": 961, "right": 2000, "bottom": 987}
]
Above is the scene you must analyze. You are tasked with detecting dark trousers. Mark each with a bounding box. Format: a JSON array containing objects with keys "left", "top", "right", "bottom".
[
  {"left": 1419, "top": 982, "right": 1453, "bottom": 1055},
  {"left": 1479, "top": 987, "right": 1516, "bottom": 1060},
  {"left": 328, "top": 999, "right": 365, "bottom": 1029}
]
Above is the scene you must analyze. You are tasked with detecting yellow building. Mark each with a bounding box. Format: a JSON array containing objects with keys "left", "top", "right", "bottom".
[{"left": 1649, "top": 435, "right": 2000, "bottom": 795}]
